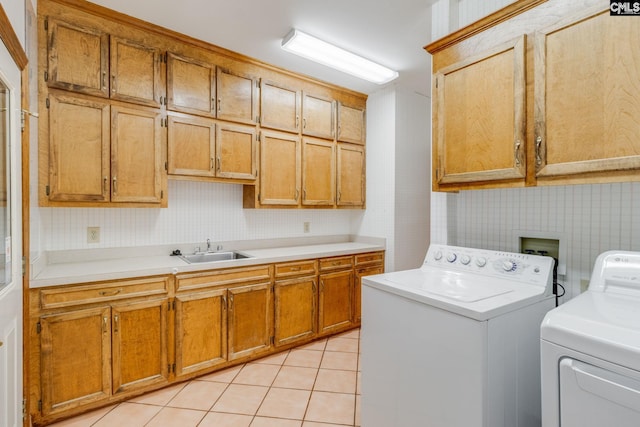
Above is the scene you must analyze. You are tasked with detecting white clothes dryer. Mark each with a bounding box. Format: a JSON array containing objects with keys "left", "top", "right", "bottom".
[
  {"left": 541, "top": 250, "right": 640, "bottom": 427},
  {"left": 361, "top": 244, "right": 556, "bottom": 427}
]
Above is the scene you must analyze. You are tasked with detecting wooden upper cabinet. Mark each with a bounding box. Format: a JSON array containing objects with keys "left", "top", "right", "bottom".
[
  {"left": 216, "top": 123, "right": 257, "bottom": 180},
  {"left": 259, "top": 131, "right": 301, "bottom": 206},
  {"left": 46, "top": 18, "right": 109, "bottom": 97},
  {"left": 39, "top": 306, "right": 112, "bottom": 416},
  {"left": 433, "top": 35, "right": 526, "bottom": 187},
  {"left": 167, "top": 113, "right": 216, "bottom": 178},
  {"left": 337, "top": 103, "right": 365, "bottom": 144},
  {"left": 260, "top": 79, "right": 301, "bottom": 133},
  {"left": 167, "top": 53, "right": 215, "bottom": 116},
  {"left": 110, "top": 37, "right": 164, "bottom": 107},
  {"left": 111, "top": 104, "right": 163, "bottom": 204},
  {"left": 48, "top": 92, "right": 110, "bottom": 203},
  {"left": 302, "top": 137, "right": 335, "bottom": 206},
  {"left": 302, "top": 92, "right": 335, "bottom": 139},
  {"left": 337, "top": 143, "right": 365, "bottom": 207},
  {"left": 216, "top": 68, "right": 258, "bottom": 125},
  {"left": 534, "top": 6, "right": 640, "bottom": 180}
]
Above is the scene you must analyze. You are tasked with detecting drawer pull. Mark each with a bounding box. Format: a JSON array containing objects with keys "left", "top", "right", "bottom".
[
  {"left": 103, "top": 316, "right": 108, "bottom": 333},
  {"left": 332, "top": 261, "right": 342, "bottom": 266},
  {"left": 99, "top": 288, "right": 122, "bottom": 296},
  {"left": 290, "top": 266, "right": 301, "bottom": 271}
]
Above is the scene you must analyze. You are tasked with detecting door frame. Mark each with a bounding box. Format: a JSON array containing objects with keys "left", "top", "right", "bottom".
[{"left": 0, "top": 4, "right": 29, "bottom": 427}]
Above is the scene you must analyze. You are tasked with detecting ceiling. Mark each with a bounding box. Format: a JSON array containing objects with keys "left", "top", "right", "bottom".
[{"left": 87, "top": 0, "right": 436, "bottom": 96}]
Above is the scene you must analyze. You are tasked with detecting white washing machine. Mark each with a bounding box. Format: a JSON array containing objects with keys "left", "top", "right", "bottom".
[
  {"left": 541, "top": 250, "right": 640, "bottom": 427},
  {"left": 361, "top": 244, "right": 556, "bottom": 427}
]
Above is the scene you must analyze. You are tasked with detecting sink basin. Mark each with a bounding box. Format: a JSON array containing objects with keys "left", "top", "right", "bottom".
[{"left": 179, "top": 251, "right": 252, "bottom": 264}]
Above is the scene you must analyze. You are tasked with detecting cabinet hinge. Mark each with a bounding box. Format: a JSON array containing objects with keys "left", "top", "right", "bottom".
[
  {"left": 164, "top": 52, "right": 168, "bottom": 63},
  {"left": 22, "top": 398, "right": 26, "bottom": 420},
  {"left": 38, "top": 399, "right": 42, "bottom": 412},
  {"left": 46, "top": 98, "right": 50, "bottom": 109},
  {"left": 172, "top": 363, "right": 176, "bottom": 373},
  {"left": 270, "top": 336, "right": 275, "bottom": 346},
  {"left": 167, "top": 363, "right": 171, "bottom": 373},
  {"left": 172, "top": 300, "right": 176, "bottom": 310},
  {"left": 256, "top": 133, "right": 260, "bottom": 142},
  {"left": 21, "top": 256, "right": 25, "bottom": 277},
  {"left": 45, "top": 185, "right": 50, "bottom": 196},
  {"left": 165, "top": 161, "right": 168, "bottom": 171},
  {"left": 44, "top": 70, "right": 48, "bottom": 82},
  {"left": 44, "top": 19, "right": 48, "bottom": 31},
  {"left": 161, "top": 190, "right": 164, "bottom": 199},
  {"left": 36, "top": 322, "right": 41, "bottom": 334},
  {"left": 256, "top": 115, "right": 260, "bottom": 123}
]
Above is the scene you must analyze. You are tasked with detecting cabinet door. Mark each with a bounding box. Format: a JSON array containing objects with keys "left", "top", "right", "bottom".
[
  {"left": 111, "top": 104, "right": 163, "bottom": 203},
  {"left": 216, "top": 68, "right": 257, "bottom": 125},
  {"left": 302, "top": 137, "right": 335, "bottom": 206},
  {"left": 354, "top": 266, "right": 383, "bottom": 324},
  {"left": 111, "top": 298, "right": 169, "bottom": 394},
  {"left": 110, "top": 37, "right": 164, "bottom": 107},
  {"left": 302, "top": 92, "right": 335, "bottom": 139},
  {"left": 260, "top": 79, "right": 300, "bottom": 133},
  {"left": 433, "top": 35, "right": 526, "bottom": 185},
  {"left": 337, "top": 103, "right": 365, "bottom": 144},
  {"left": 175, "top": 289, "right": 227, "bottom": 378},
  {"left": 259, "top": 131, "right": 300, "bottom": 205},
  {"left": 167, "top": 53, "right": 215, "bottom": 116},
  {"left": 40, "top": 307, "right": 111, "bottom": 416},
  {"left": 535, "top": 7, "right": 640, "bottom": 178},
  {"left": 216, "top": 123, "right": 257, "bottom": 180},
  {"left": 274, "top": 277, "right": 316, "bottom": 347},
  {"left": 337, "top": 143, "right": 365, "bottom": 207},
  {"left": 48, "top": 93, "right": 110, "bottom": 202},
  {"left": 319, "top": 270, "right": 353, "bottom": 335},
  {"left": 228, "top": 283, "right": 272, "bottom": 361},
  {"left": 46, "top": 18, "right": 109, "bottom": 97},
  {"left": 167, "top": 113, "right": 216, "bottom": 177}
]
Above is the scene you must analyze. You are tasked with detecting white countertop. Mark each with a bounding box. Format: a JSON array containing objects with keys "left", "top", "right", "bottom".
[{"left": 30, "top": 236, "right": 385, "bottom": 288}]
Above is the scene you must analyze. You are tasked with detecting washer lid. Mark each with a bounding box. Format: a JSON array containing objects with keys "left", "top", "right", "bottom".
[
  {"left": 385, "top": 269, "right": 514, "bottom": 303},
  {"left": 541, "top": 291, "right": 640, "bottom": 372},
  {"left": 363, "top": 267, "right": 548, "bottom": 321}
]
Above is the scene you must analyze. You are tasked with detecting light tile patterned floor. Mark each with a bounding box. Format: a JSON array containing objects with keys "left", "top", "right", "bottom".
[{"left": 48, "top": 329, "right": 361, "bottom": 427}]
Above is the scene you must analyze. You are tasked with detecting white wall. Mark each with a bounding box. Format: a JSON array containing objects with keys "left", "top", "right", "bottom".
[{"left": 394, "top": 88, "right": 430, "bottom": 270}]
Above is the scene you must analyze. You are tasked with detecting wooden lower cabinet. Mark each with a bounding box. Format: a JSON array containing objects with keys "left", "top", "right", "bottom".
[
  {"left": 174, "top": 289, "right": 227, "bottom": 378},
  {"left": 111, "top": 299, "right": 170, "bottom": 394},
  {"left": 31, "top": 251, "right": 385, "bottom": 425},
  {"left": 274, "top": 276, "right": 317, "bottom": 347},
  {"left": 318, "top": 269, "right": 353, "bottom": 335},
  {"left": 39, "top": 297, "right": 170, "bottom": 418},
  {"left": 228, "top": 283, "right": 273, "bottom": 361},
  {"left": 40, "top": 307, "right": 111, "bottom": 416}
]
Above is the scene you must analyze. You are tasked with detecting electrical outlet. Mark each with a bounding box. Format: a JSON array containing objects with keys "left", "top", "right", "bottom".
[
  {"left": 303, "top": 222, "right": 310, "bottom": 233},
  {"left": 87, "top": 227, "right": 100, "bottom": 244}
]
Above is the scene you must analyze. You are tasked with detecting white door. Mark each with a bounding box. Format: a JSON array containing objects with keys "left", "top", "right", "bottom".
[{"left": 0, "top": 35, "right": 23, "bottom": 427}]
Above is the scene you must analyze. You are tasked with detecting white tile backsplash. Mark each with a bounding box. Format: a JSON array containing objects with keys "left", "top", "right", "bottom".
[
  {"left": 41, "top": 180, "right": 359, "bottom": 251},
  {"left": 431, "top": 182, "right": 640, "bottom": 300}
]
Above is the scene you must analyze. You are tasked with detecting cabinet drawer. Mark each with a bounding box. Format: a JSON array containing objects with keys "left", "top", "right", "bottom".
[
  {"left": 39, "top": 277, "right": 169, "bottom": 310},
  {"left": 355, "top": 252, "right": 384, "bottom": 267},
  {"left": 319, "top": 256, "right": 353, "bottom": 272},
  {"left": 176, "top": 265, "right": 272, "bottom": 292},
  {"left": 275, "top": 260, "right": 317, "bottom": 278}
]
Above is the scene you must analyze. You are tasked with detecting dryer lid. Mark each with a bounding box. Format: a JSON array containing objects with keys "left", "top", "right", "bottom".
[{"left": 541, "top": 291, "right": 640, "bottom": 372}]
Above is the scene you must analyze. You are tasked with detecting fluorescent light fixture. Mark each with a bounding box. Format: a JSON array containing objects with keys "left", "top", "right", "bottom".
[{"left": 281, "top": 29, "right": 399, "bottom": 85}]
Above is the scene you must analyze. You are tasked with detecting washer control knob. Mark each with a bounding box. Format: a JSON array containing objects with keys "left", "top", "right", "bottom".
[
  {"left": 460, "top": 255, "right": 471, "bottom": 265},
  {"left": 475, "top": 257, "right": 487, "bottom": 267},
  {"left": 434, "top": 250, "right": 443, "bottom": 261},
  {"left": 534, "top": 266, "right": 540, "bottom": 273},
  {"left": 502, "top": 260, "right": 516, "bottom": 272},
  {"left": 446, "top": 253, "right": 457, "bottom": 263}
]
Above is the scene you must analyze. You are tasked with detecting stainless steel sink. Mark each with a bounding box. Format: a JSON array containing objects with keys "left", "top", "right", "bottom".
[{"left": 179, "top": 251, "right": 252, "bottom": 264}]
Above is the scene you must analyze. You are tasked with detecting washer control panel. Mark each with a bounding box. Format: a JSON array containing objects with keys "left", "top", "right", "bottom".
[{"left": 424, "top": 244, "right": 554, "bottom": 288}]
